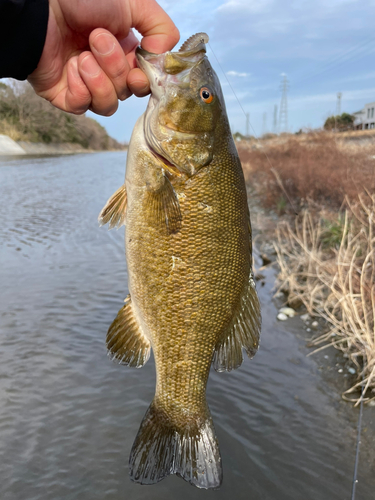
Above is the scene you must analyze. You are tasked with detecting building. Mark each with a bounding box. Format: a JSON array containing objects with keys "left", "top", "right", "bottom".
[{"left": 353, "top": 101, "right": 375, "bottom": 130}]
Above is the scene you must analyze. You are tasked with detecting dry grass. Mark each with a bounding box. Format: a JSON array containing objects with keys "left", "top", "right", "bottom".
[
  {"left": 274, "top": 193, "right": 375, "bottom": 404},
  {"left": 238, "top": 132, "right": 375, "bottom": 211},
  {"left": 0, "top": 119, "right": 27, "bottom": 141}
]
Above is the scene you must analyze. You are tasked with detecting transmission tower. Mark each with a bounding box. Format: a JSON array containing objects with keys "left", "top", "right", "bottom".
[
  {"left": 273, "top": 104, "right": 278, "bottom": 133},
  {"left": 279, "top": 75, "right": 289, "bottom": 133}
]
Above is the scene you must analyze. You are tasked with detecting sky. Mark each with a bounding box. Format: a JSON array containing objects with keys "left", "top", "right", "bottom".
[{"left": 87, "top": 0, "right": 375, "bottom": 142}]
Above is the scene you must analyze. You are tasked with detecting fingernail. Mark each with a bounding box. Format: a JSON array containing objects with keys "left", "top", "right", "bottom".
[
  {"left": 80, "top": 55, "right": 100, "bottom": 77},
  {"left": 94, "top": 33, "right": 115, "bottom": 56}
]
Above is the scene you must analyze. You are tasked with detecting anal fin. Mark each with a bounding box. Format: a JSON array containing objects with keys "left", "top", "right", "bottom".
[
  {"left": 106, "top": 295, "right": 150, "bottom": 368},
  {"left": 98, "top": 184, "right": 127, "bottom": 229},
  {"left": 213, "top": 275, "right": 261, "bottom": 372}
]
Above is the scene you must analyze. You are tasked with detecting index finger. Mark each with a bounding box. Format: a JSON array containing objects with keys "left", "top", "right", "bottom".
[{"left": 130, "top": 0, "right": 180, "bottom": 54}]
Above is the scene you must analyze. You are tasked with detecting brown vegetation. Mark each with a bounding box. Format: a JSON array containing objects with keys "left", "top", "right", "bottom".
[
  {"left": 274, "top": 195, "right": 375, "bottom": 404},
  {"left": 239, "top": 132, "right": 375, "bottom": 404},
  {"left": 239, "top": 132, "right": 375, "bottom": 212}
]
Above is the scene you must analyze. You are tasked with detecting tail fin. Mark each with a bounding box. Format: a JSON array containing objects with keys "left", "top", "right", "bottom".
[{"left": 129, "top": 400, "right": 222, "bottom": 489}]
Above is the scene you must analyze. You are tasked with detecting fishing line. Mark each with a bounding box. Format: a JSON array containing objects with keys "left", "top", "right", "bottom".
[
  {"left": 351, "top": 373, "right": 365, "bottom": 500},
  {"left": 208, "top": 42, "right": 298, "bottom": 215}
]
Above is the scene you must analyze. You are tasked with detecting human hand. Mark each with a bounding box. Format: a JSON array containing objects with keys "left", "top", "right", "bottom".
[{"left": 27, "top": 0, "right": 179, "bottom": 116}]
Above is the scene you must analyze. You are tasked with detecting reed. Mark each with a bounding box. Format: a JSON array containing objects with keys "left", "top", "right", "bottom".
[{"left": 274, "top": 193, "right": 375, "bottom": 405}]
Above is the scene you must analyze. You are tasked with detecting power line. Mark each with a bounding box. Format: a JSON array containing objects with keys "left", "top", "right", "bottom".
[{"left": 293, "top": 36, "right": 375, "bottom": 85}]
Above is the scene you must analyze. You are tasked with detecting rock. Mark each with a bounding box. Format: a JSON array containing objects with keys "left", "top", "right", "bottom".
[
  {"left": 274, "top": 292, "right": 284, "bottom": 299},
  {"left": 338, "top": 369, "right": 343, "bottom": 373},
  {"left": 277, "top": 312, "right": 288, "bottom": 321},
  {"left": 368, "top": 400, "right": 375, "bottom": 407},
  {"left": 279, "top": 307, "right": 296, "bottom": 318},
  {"left": 261, "top": 253, "right": 272, "bottom": 266},
  {"left": 300, "top": 313, "right": 310, "bottom": 322},
  {"left": 311, "top": 321, "right": 319, "bottom": 329},
  {"left": 306, "top": 328, "right": 311, "bottom": 332},
  {"left": 348, "top": 367, "right": 356, "bottom": 375}
]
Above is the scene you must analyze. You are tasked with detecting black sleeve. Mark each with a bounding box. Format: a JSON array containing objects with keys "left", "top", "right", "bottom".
[{"left": 0, "top": 0, "right": 49, "bottom": 80}]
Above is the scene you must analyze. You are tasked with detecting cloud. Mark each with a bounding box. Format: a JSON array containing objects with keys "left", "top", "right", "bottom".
[
  {"left": 216, "top": 0, "right": 273, "bottom": 13},
  {"left": 226, "top": 70, "right": 249, "bottom": 77}
]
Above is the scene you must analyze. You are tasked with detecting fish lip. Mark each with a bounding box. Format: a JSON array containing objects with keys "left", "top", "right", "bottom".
[{"left": 135, "top": 46, "right": 158, "bottom": 62}]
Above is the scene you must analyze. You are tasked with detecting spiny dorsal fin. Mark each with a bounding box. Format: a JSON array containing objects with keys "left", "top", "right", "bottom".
[
  {"left": 98, "top": 184, "right": 127, "bottom": 229},
  {"left": 107, "top": 295, "right": 150, "bottom": 368},
  {"left": 145, "top": 176, "right": 182, "bottom": 234},
  {"left": 179, "top": 33, "right": 209, "bottom": 53},
  {"left": 213, "top": 274, "right": 261, "bottom": 372}
]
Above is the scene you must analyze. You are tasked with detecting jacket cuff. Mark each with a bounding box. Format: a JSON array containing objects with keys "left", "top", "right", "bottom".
[{"left": 0, "top": 0, "right": 49, "bottom": 80}]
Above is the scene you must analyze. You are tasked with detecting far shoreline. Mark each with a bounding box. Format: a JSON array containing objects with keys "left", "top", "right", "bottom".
[{"left": 0, "top": 134, "right": 127, "bottom": 157}]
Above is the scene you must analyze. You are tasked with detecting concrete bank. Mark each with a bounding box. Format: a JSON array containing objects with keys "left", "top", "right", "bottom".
[{"left": 0, "top": 135, "right": 117, "bottom": 156}]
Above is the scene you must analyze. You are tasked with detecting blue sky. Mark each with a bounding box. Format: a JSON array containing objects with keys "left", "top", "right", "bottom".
[{"left": 88, "top": 0, "right": 375, "bottom": 142}]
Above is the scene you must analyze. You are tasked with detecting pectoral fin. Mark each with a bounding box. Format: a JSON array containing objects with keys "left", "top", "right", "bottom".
[
  {"left": 107, "top": 295, "right": 150, "bottom": 368},
  {"left": 145, "top": 174, "right": 182, "bottom": 234},
  {"left": 213, "top": 275, "right": 261, "bottom": 372},
  {"left": 98, "top": 184, "right": 127, "bottom": 229}
]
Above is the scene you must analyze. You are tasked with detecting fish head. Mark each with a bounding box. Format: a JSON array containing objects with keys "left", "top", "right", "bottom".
[{"left": 136, "top": 33, "right": 226, "bottom": 176}]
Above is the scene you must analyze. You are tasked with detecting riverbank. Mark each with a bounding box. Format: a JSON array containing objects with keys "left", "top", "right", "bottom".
[
  {"left": 240, "top": 131, "right": 375, "bottom": 405},
  {"left": 0, "top": 134, "right": 127, "bottom": 156}
]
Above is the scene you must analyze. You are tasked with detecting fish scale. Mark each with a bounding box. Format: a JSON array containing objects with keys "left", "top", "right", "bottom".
[{"left": 99, "top": 32, "right": 261, "bottom": 489}]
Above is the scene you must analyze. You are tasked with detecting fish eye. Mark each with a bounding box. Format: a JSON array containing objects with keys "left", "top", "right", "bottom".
[{"left": 200, "top": 87, "right": 214, "bottom": 104}]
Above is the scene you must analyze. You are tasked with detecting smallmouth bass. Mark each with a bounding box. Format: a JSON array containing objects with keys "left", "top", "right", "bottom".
[{"left": 99, "top": 32, "right": 261, "bottom": 489}]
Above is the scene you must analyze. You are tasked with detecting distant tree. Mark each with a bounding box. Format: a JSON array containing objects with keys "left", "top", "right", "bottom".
[
  {"left": 233, "top": 131, "right": 246, "bottom": 141},
  {"left": 324, "top": 113, "right": 354, "bottom": 131}
]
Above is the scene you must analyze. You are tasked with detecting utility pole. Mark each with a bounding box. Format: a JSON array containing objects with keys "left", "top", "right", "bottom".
[
  {"left": 262, "top": 112, "right": 267, "bottom": 136},
  {"left": 246, "top": 113, "right": 250, "bottom": 137},
  {"left": 279, "top": 74, "right": 289, "bottom": 133},
  {"left": 336, "top": 92, "right": 342, "bottom": 116},
  {"left": 273, "top": 104, "right": 278, "bottom": 133},
  {"left": 335, "top": 92, "right": 342, "bottom": 132}
]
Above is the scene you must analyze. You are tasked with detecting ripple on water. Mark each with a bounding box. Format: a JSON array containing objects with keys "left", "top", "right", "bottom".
[{"left": 1, "top": 153, "right": 374, "bottom": 500}]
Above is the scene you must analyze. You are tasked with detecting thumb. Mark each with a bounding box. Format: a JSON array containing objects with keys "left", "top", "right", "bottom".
[{"left": 129, "top": 0, "right": 180, "bottom": 53}]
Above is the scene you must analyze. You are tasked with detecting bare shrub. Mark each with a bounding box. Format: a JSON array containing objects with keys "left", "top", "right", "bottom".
[{"left": 239, "top": 133, "right": 375, "bottom": 210}]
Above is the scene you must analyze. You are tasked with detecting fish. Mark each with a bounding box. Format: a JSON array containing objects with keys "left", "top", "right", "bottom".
[{"left": 98, "top": 32, "right": 261, "bottom": 489}]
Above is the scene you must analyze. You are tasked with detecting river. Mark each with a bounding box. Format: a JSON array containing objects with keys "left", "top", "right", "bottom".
[{"left": 0, "top": 152, "right": 374, "bottom": 500}]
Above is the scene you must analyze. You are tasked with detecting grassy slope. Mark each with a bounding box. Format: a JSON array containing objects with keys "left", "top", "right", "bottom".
[{"left": 0, "top": 81, "right": 124, "bottom": 150}]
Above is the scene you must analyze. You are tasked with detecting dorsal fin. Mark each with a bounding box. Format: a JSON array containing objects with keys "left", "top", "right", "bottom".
[{"left": 179, "top": 33, "right": 209, "bottom": 53}]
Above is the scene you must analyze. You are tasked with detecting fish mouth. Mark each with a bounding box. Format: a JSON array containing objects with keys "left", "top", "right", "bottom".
[{"left": 135, "top": 32, "right": 209, "bottom": 83}]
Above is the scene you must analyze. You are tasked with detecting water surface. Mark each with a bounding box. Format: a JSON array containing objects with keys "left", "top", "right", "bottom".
[{"left": 0, "top": 153, "right": 374, "bottom": 500}]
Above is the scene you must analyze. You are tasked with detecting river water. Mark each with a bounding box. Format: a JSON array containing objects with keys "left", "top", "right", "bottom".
[{"left": 0, "top": 152, "right": 374, "bottom": 500}]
